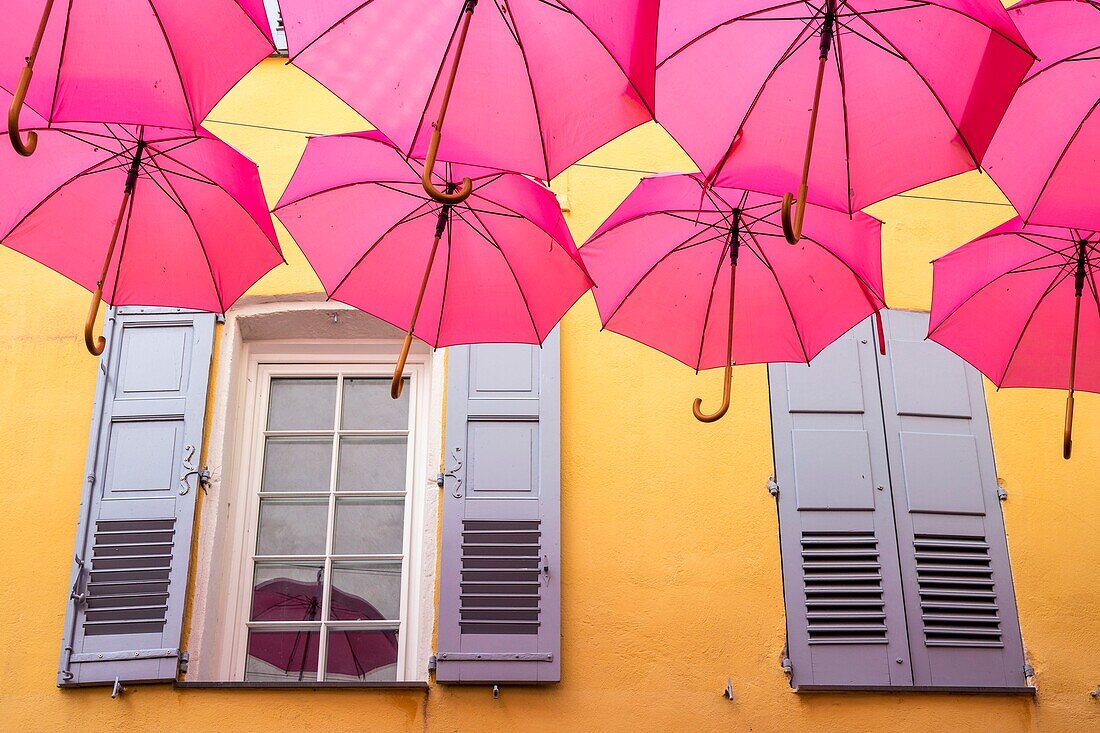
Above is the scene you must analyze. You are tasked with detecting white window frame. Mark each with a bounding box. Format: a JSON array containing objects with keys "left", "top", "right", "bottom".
[{"left": 226, "top": 359, "right": 429, "bottom": 682}]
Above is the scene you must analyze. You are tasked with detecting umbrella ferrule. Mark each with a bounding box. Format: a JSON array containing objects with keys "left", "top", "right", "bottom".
[
  {"left": 434, "top": 207, "right": 450, "bottom": 238},
  {"left": 124, "top": 141, "right": 146, "bottom": 195},
  {"left": 729, "top": 209, "right": 742, "bottom": 265},
  {"left": 464, "top": 0, "right": 478, "bottom": 12},
  {"left": 819, "top": 2, "right": 836, "bottom": 59},
  {"left": 1075, "top": 239, "right": 1088, "bottom": 296}
]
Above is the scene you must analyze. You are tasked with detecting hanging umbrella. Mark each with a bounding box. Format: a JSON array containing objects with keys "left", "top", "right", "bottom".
[
  {"left": 3, "top": 0, "right": 273, "bottom": 156},
  {"left": 0, "top": 97, "right": 284, "bottom": 355},
  {"left": 655, "top": 0, "right": 1034, "bottom": 243},
  {"left": 273, "top": 131, "right": 592, "bottom": 398},
  {"left": 249, "top": 575, "right": 398, "bottom": 681},
  {"left": 581, "top": 173, "right": 885, "bottom": 422},
  {"left": 983, "top": 0, "right": 1100, "bottom": 231},
  {"left": 279, "top": 0, "right": 658, "bottom": 204},
  {"left": 929, "top": 219, "right": 1099, "bottom": 459}
]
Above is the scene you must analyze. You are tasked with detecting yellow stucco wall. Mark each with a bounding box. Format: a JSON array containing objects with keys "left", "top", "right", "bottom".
[{"left": 2, "top": 58, "right": 1099, "bottom": 733}]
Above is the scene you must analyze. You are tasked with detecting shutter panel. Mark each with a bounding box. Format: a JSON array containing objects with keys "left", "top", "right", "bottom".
[
  {"left": 768, "top": 320, "right": 914, "bottom": 688},
  {"left": 878, "top": 310, "right": 1027, "bottom": 689},
  {"left": 58, "top": 307, "right": 216, "bottom": 686},
  {"left": 436, "top": 331, "right": 561, "bottom": 684}
]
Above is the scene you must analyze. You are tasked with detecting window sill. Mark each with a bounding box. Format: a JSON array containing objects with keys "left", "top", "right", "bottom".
[
  {"left": 795, "top": 685, "right": 1035, "bottom": 695},
  {"left": 174, "top": 681, "right": 429, "bottom": 691}
]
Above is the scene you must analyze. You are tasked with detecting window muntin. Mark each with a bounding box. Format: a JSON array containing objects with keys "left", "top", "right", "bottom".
[{"left": 243, "top": 372, "right": 414, "bottom": 683}]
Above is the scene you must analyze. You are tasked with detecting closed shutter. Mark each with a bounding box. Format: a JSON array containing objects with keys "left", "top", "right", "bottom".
[
  {"left": 878, "top": 310, "right": 1027, "bottom": 689},
  {"left": 769, "top": 321, "right": 914, "bottom": 688},
  {"left": 436, "top": 332, "right": 561, "bottom": 684},
  {"left": 58, "top": 307, "right": 216, "bottom": 686}
]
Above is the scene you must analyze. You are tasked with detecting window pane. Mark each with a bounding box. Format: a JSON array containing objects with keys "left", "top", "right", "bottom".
[
  {"left": 267, "top": 378, "right": 336, "bottom": 431},
  {"left": 250, "top": 562, "right": 325, "bottom": 622},
  {"left": 330, "top": 561, "right": 402, "bottom": 620},
  {"left": 245, "top": 629, "right": 320, "bottom": 682},
  {"left": 256, "top": 498, "right": 328, "bottom": 556},
  {"left": 337, "top": 436, "right": 407, "bottom": 492},
  {"left": 262, "top": 437, "right": 332, "bottom": 492},
  {"left": 341, "top": 378, "right": 408, "bottom": 430},
  {"left": 333, "top": 498, "right": 405, "bottom": 555},
  {"left": 325, "top": 629, "right": 399, "bottom": 682}
]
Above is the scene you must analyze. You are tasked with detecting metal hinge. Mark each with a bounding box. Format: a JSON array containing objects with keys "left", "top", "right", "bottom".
[
  {"left": 428, "top": 655, "right": 438, "bottom": 672},
  {"left": 780, "top": 656, "right": 792, "bottom": 674},
  {"left": 1023, "top": 662, "right": 1034, "bottom": 678},
  {"left": 178, "top": 651, "right": 190, "bottom": 677},
  {"left": 767, "top": 477, "right": 780, "bottom": 497},
  {"left": 998, "top": 488, "right": 1008, "bottom": 501},
  {"left": 1090, "top": 685, "right": 1099, "bottom": 699}
]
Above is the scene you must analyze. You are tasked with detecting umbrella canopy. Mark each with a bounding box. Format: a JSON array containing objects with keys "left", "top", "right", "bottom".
[
  {"left": 273, "top": 130, "right": 593, "bottom": 397},
  {"left": 983, "top": 0, "right": 1100, "bottom": 230},
  {"left": 929, "top": 218, "right": 1100, "bottom": 458},
  {"left": 655, "top": 0, "right": 1034, "bottom": 242},
  {"left": 581, "top": 173, "right": 885, "bottom": 421},
  {"left": 249, "top": 576, "right": 398, "bottom": 681},
  {"left": 3, "top": 0, "right": 274, "bottom": 156},
  {"left": 279, "top": 0, "right": 658, "bottom": 200},
  {"left": 0, "top": 98, "right": 283, "bottom": 354}
]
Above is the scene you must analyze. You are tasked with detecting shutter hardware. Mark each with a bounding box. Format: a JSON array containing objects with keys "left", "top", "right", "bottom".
[
  {"left": 111, "top": 678, "right": 125, "bottom": 699},
  {"left": 68, "top": 647, "right": 182, "bottom": 664},
  {"left": 1091, "top": 685, "right": 1099, "bottom": 699},
  {"left": 767, "top": 477, "right": 779, "bottom": 497},
  {"left": 436, "top": 652, "right": 554, "bottom": 662}
]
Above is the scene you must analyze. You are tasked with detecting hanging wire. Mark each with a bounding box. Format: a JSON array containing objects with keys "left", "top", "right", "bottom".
[{"left": 204, "top": 118, "right": 1015, "bottom": 208}]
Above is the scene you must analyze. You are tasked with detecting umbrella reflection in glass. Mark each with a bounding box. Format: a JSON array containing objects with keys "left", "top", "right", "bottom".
[{"left": 247, "top": 566, "right": 399, "bottom": 682}]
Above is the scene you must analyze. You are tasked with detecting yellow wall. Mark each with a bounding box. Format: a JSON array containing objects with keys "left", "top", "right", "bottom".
[{"left": 2, "top": 58, "right": 1099, "bottom": 733}]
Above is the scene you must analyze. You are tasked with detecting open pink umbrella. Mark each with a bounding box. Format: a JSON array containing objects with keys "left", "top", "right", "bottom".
[
  {"left": 581, "top": 173, "right": 885, "bottom": 422},
  {"left": 273, "top": 131, "right": 592, "bottom": 398},
  {"left": 0, "top": 97, "right": 283, "bottom": 355},
  {"left": 279, "top": 0, "right": 657, "bottom": 204},
  {"left": 4, "top": 0, "right": 273, "bottom": 156},
  {"left": 656, "top": 0, "right": 1034, "bottom": 243},
  {"left": 983, "top": 0, "right": 1100, "bottom": 230},
  {"left": 929, "top": 219, "right": 1099, "bottom": 458}
]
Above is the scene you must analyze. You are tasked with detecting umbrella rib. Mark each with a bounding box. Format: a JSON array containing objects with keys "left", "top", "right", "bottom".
[
  {"left": 692, "top": 229, "right": 735, "bottom": 372},
  {"left": 833, "top": 15, "right": 907, "bottom": 59},
  {"left": 744, "top": 225, "right": 812, "bottom": 363},
  {"left": 0, "top": 155, "right": 118, "bottom": 242},
  {"left": 498, "top": 0, "right": 553, "bottom": 181},
  {"left": 899, "top": 0, "right": 1033, "bottom": 57},
  {"left": 275, "top": 180, "right": 436, "bottom": 211},
  {"left": 851, "top": 10, "right": 981, "bottom": 170},
  {"left": 1023, "top": 99, "right": 1100, "bottom": 223},
  {"left": 47, "top": 0, "right": 76, "bottom": 121},
  {"left": 775, "top": 228, "right": 887, "bottom": 305},
  {"left": 833, "top": 25, "right": 855, "bottom": 215},
  {"left": 658, "top": 0, "right": 814, "bottom": 67},
  {"left": 1021, "top": 42, "right": 1100, "bottom": 86},
  {"left": 139, "top": 162, "right": 188, "bottom": 214},
  {"left": 997, "top": 265, "right": 1075, "bottom": 386},
  {"left": 287, "top": 0, "right": 382, "bottom": 62},
  {"left": 327, "top": 201, "right": 436, "bottom": 299},
  {"left": 144, "top": 0, "right": 198, "bottom": 129},
  {"left": 154, "top": 162, "right": 227, "bottom": 313},
  {"left": 405, "top": 6, "right": 468, "bottom": 161}
]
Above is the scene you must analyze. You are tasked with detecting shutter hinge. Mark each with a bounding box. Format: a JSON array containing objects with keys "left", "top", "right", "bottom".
[
  {"left": 70, "top": 555, "right": 87, "bottom": 605},
  {"left": 1090, "top": 685, "right": 1099, "bottom": 699},
  {"left": 997, "top": 488, "right": 1008, "bottom": 501},
  {"left": 111, "top": 678, "right": 125, "bottom": 699},
  {"left": 780, "top": 653, "right": 792, "bottom": 675},
  {"left": 178, "top": 651, "right": 190, "bottom": 677},
  {"left": 428, "top": 655, "right": 438, "bottom": 672},
  {"left": 1023, "top": 662, "right": 1034, "bottom": 678},
  {"left": 767, "top": 477, "right": 780, "bottom": 497}
]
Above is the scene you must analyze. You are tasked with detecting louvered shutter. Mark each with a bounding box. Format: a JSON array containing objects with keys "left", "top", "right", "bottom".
[
  {"left": 877, "top": 310, "right": 1027, "bottom": 689},
  {"left": 58, "top": 307, "right": 216, "bottom": 686},
  {"left": 769, "top": 320, "right": 914, "bottom": 688},
  {"left": 436, "top": 332, "right": 561, "bottom": 684}
]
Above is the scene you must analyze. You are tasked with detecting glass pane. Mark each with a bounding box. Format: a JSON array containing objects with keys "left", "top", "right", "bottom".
[
  {"left": 256, "top": 498, "right": 328, "bottom": 556},
  {"left": 330, "top": 561, "right": 403, "bottom": 620},
  {"left": 341, "top": 377, "right": 408, "bottom": 430},
  {"left": 324, "top": 629, "right": 399, "bottom": 682},
  {"left": 337, "top": 436, "right": 408, "bottom": 492},
  {"left": 262, "top": 437, "right": 332, "bottom": 492},
  {"left": 333, "top": 498, "right": 405, "bottom": 555},
  {"left": 250, "top": 562, "right": 325, "bottom": 621},
  {"left": 267, "top": 378, "right": 336, "bottom": 431},
  {"left": 245, "top": 628, "right": 320, "bottom": 682}
]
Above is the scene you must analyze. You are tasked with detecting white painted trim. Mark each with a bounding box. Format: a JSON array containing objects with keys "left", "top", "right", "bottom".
[{"left": 187, "top": 298, "right": 442, "bottom": 683}]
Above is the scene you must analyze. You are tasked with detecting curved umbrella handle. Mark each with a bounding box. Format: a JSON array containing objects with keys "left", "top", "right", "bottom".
[
  {"left": 781, "top": 188, "right": 808, "bottom": 245},
  {"left": 693, "top": 364, "right": 732, "bottom": 423},
  {"left": 422, "top": 127, "right": 473, "bottom": 205},
  {"left": 391, "top": 332, "right": 414, "bottom": 399},
  {"left": 84, "top": 284, "right": 106, "bottom": 356},
  {"left": 8, "top": 66, "right": 38, "bottom": 157},
  {"left": 1063, "top": 392, "right": 1075, "bottom": 460}
]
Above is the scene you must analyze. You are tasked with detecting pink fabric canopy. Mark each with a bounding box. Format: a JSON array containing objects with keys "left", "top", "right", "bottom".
[
  {"left": 279, "top": 0, "right": 658, "bottom": 179},
  {"left": 656, "top": 0, "right": 1034, "bottom": 213},
  {"left": 581, "top": 174, "right": 885, "bottom": 370},
  {"left": 274, "top": 131, "right": 592, "bottom": 347},
  {"left": 2, "top": 0, "right": 273, "bottom": 131},
  {"left": 0, "top": 100, "right": 283, "bottom": 313},
  {"left": 984, "top": 0, "right": 1100, "bottom": 229}
]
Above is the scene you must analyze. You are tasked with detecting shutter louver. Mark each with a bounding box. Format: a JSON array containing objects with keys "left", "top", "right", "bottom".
[
  {"left": 769, "top": 321, "right": 914, "bottom": 688},
  {"left": 437, "top": 333, "right": 561, "bottom": 684},
  {"left": 59, "top": 308, "right": 215, "bottom": 686},
  {"left": 878, "top": 310, "right": 1027, "bottom": 689}
]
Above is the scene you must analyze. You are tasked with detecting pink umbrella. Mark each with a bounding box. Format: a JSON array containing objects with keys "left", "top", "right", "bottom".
[
  {"left": 4, "top": 0, "right": 273, "bottom": 156},
  {"left": 581, "top": 173, "right": 885, "bottom": 421},
  {"left": 983, "top": 0, "right": 1100, "bottom": 230},
  {"left": 929, "top": 219, "right": 1099, "bottom": 458},
  {"left": 0, "top": 97, "right": 283, "bottom": 355},
  {"left": 656, "top": 0, "right": 1034, "bottom": 243},
  {"left": 273, "top": 131, "right": 592, "bottom": 397},
  {"left": 279, "top": 0, "right": 657, "bottom": 204}
]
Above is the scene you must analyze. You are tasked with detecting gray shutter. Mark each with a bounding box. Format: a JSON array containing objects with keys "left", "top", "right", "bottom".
[
  {"left": 436, "top": 331, "right": 561, "bottom": 684},
  {"left": 58, "top": 307, "right": 216, "bottom": 686},
  {"left": 878, "top": 310, "right": 1028, "bottom": 689},
  {"left": 769, "top": 320, "right": 914, "bottom": 688}
]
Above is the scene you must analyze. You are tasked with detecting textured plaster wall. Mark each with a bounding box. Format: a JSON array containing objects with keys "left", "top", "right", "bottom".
[{"left": 1, "top": 58, "right": 1098, "bottom": 733}]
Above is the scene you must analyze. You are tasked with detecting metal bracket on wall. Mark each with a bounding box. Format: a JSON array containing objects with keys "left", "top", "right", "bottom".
[
  {"left": 492, "top": 684, "right": 500, "bottom": 700},
  {"left": 767, "top": 477, "right": 779, "bottom": 497},
  {"left": 111, "top": 677, "right": 125, "bottom": 699},
  {"left": 1091, "top": 685, "right": 1099, "bottom": 699},
  {"left": 724, "top": 678, "right": 735, "bottom": 700}
]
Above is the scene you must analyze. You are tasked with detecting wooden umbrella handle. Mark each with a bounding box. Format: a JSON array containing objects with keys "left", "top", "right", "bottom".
[
  {"left": 8, "top": 0, "right": 55, "bottom": 157},
  {"left": 1064, "top": 392, "right": 1075, "bottom": 461},
  {"left": 693, "top": 363, "right": 732, "bottom": 423},
  {"left": 695, "top": 228, "right": 740, "bottom": 423}
]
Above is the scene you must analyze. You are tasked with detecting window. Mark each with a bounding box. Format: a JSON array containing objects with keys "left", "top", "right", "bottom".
[
  {"left": 228, "top": 362, "right": 427, "bottom": 683},
  {"left": 768, "top": 310, "right": 1029, "bottom": 691},
  {"left": 263, "top": 0, "right": 287, "bottom": 54}
]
